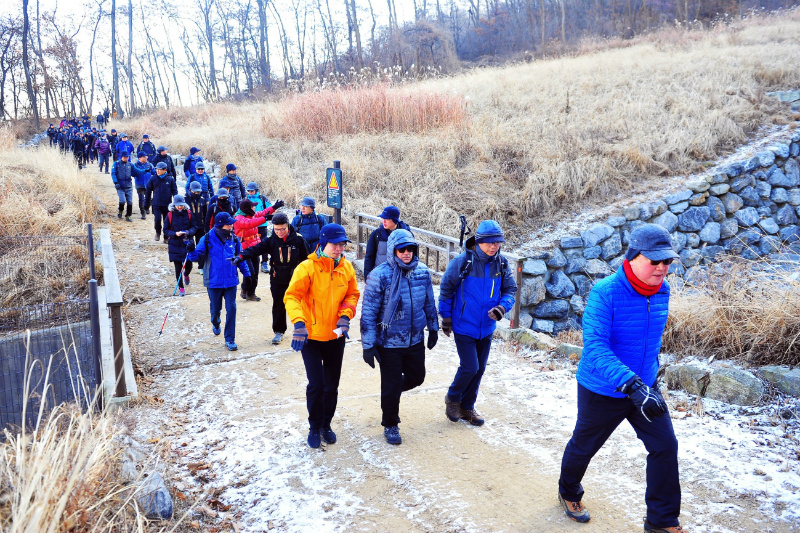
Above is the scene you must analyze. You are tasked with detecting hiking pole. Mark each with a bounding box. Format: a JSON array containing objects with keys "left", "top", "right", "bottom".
[
  {"left": 459, "top": 215, "right": 471, "bottom": 252},
  {"left": 158, "top": 252, "right": 190, "bottom": 336}
]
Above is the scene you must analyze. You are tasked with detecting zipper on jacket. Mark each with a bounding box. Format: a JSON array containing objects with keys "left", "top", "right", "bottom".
[{"left": 641, "top": 295, "right": 651, "bottom": 376}]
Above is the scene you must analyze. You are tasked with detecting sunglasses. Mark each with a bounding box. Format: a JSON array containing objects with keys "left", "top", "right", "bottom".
[
  {"left": 396, "top": 245, "right": 418, "bottom": 254},
  {"left": 649, "top": 258, "right": 674, "bottom": 266}
]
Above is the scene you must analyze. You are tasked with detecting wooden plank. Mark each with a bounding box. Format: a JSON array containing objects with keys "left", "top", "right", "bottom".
[{"left": 100, "top": 229, "right": 123, "bottom": 305}]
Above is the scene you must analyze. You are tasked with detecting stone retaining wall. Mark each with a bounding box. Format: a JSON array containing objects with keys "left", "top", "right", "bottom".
[{"left": 517, "top": 129, "right": 800, "bottom": 335}]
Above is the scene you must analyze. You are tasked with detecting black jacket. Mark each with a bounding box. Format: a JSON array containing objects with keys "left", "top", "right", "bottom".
[
  {"left": 164, "top": 208, "right": 196, "bottom": 262},
  {"left": 240, "top": 225, "right": 309, "bottom": 286},
  {"left": 150, "top": 152, "right": 177, "bottom": 178},
  {"left": 187, "top": 193, "right": 209, "bottom": 235},
  {"left": 364, "top": 221, "right": 411, "bottom": 280},
  {"left": 205, "top": 196, "right": 236, "bottom": 231}
]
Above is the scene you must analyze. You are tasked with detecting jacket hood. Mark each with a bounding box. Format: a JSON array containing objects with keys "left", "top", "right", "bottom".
[{"left": 386, "top": 229, "right": 416, "bottom": 265}]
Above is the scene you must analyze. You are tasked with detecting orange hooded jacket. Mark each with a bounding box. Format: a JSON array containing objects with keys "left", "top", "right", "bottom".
[{"left": 284, "top": 252, "right": 360, "bottom": 341}]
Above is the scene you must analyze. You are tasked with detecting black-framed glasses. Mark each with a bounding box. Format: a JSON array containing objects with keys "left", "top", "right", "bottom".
[
  {"left": 396, "top": 245, "right": 418, "bottom": 254},
  {"left": 649, "top": 258, "right": 674, "bottom": 266}
]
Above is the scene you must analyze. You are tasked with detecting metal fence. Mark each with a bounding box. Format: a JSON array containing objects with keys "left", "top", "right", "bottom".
[{"left": 0, "top": 227, "right": 102, "bottom": 433}]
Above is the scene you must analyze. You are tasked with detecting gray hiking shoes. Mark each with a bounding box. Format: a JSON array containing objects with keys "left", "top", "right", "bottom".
[
  {"left": 559, "top": 494, "right": 590, "bottom": 523},
  {"left": 272, "top": 333, "right": 283, "bottom": 345}
]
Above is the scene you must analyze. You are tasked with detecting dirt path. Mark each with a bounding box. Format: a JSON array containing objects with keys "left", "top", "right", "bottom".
[{"left": 92, "top": 166, "right": 798, "bottom": 533}]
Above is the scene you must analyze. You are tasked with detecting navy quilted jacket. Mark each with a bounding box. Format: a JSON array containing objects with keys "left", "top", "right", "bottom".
[
  {"left": 360, "top": 229, "right": 439, "bottom": 349},
  {"left": 577, "top": 266, "right": 670, "bottom": 398}
]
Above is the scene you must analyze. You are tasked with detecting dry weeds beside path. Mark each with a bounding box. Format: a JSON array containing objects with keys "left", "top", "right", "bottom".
[{"left": 91, "top": 167, "right": 797, "bottom": 533}]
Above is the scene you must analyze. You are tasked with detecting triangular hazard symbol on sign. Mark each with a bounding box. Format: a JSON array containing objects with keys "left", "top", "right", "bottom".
[{"left": 328, "top": 172, "right": 339, "bottom": 189}]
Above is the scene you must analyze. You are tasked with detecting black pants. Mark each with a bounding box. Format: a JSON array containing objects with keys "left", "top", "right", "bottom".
[
  {"left": 270, "top": 283, "right": 289, "bottom": 333},
  {"left": 377, "top": 342, "right": 426, "bottom": 427},
  {"left": 258, "top": 226, "right": 269, "bottom": 265},
  {"left": 559, "top": 384, "right": 681, "bottom": 528},
  {"left": 301, "top": 337, "right": 346, "bottom": 431},
  {"left": 241, "top": 256, "right": 259, "bottom": 295},
  {"left": 152, "top": 205, "right": 169, "bottom": 236},
  {"left": 136, "top": 188, "right": 147, "bottom": 215},
  {"left": 193, "top": 232, "right": 206, "bottom": 269},
  {"left": 172, "top": 259, "right": 193, "bottom": 289}
]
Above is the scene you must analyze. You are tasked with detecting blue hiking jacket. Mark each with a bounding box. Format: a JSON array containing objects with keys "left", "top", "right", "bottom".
[
  {"left": 360, "top": 229, "right": 439, "bottom": 350},
  {"left": 132, "top": 161, "right": 154, "bottom": 189},
  {"left": 187, "top": 228, "right": 251, "bottom": 288},
  {"left": 577, "top": 267, "right": 670, "bottom": 398},
  {"left": 145, "top": 172, "right": 178, "bottom": 208},
  {"left": 291, "top": 212, "right": 326, "bottom": 248},
  {"left": 438, "top": 235, "right": 516, "bottom": 340},
  {"left": 185, "top": 172, "right": 214, "bottom": 198},
  {"left": 115, "top": 139, "right": 134, "bottom": 156},
  {"left": 110, "top": 159, "right": 133, "bottom": 189}
]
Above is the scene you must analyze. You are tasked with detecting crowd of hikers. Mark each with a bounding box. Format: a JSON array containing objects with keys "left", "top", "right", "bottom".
[{"left": 42, "top": 116, "right": 690, "bottom": 533}]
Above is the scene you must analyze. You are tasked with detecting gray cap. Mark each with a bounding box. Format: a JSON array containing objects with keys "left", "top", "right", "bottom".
[
  {"left": 626, "top": 224, "right": 679, "bottom": 261},
  {"left": 216, "top": 188, "right": 229, "bottom": 198},
  {"left": 189, "top": 181, "right": 202, "bottom": 192},
  {"left": 172, "top": 194, "right": 188, "bottom": 208},
  {"left": 300, "top": 196, "right": 316, "bottom": 209},
  {"left": 155, "top": 162, "right": 168, "bottom": 170},
  {"left": 196, "top": 162, "right": 205, "bottom": 170}
]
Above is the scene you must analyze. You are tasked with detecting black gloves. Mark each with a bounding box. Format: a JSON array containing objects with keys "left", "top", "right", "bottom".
[
  {"left": 186, "top": 241, "right": 195, "bottom": 252},
  {"left": 231, "top": 254, "right": 244, "bottom": 265},
  {"left": 363, "top": 347, "right": 379, "bottom": 368},
  {"left": 336, "top": 316, "right": 350, "bottom": 339},
  {"left": 272, "top": 199, "right": 285, "bottom": 210},
  {"left": 427, "top": 330, "right": 438, "bottom": 350},
  {"left": 441, "top": 317, "right": 452, "bottom": 337},
  {"left": 114, "top": 183, "right": 120, "bottom": 190},
  {"left": 488, "top": 305, "right": 506, "bottom": 321},
  {"left": 292, "top": 322, "right": 308, "bottom": 351},
  {"left": 619, "top": 376, "right": 667, "bottom": 422}
]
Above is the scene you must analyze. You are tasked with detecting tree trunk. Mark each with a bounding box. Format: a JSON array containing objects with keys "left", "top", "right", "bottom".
[
  {"left": 127, "top": 0, "right": 134, "bottom": 115},
  {"left": 88, "top": 1, "right": 104, "bottom": 116},
  {"left": 350, "top": 0, "right": 363, "bottom": 69},
  {"left": 22, "top": 0, "right": 39, "bottom": 128},
  {"left": 560, "top": 0, "right": 566, "bottom": 43},
  {"left": 256, "top": 0, "right": 271, "bottom": 90},
  {"left": 540, "top": 0, "right": 546, "bottom": 55}
]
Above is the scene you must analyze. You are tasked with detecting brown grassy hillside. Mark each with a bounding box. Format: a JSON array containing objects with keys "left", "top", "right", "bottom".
[{"left": 116, "top": 12, "right": 800, "bottom": 241}]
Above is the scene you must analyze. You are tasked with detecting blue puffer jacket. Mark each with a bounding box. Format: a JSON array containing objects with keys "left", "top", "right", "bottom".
[
  {"left": 438, "top": 234, "right": 516, "bottom": 340},
  {"left": 360, "top": 229, "right": 439, "bottom": 349},
  {"left": 577, "top": 267, "right": 670, "bottom": 398},
  {"left": 110, "top": 159, "right": 133, "bottom": 189},
  {"left": 187, "top": 228, "right": 251, "bottom": 288},
  {"left": 145, "top": 172, "right": 178, "bottom": 208},
  {"left": 116, "top": 139, "right": 133, "bottom": 156},
  {"left": 132, "top": 161, "right": 154, "bottom": 189}
]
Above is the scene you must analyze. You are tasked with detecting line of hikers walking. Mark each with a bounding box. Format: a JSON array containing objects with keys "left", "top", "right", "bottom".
[{"left": 48, "top": 119, "right": 687, "bottom": 533}]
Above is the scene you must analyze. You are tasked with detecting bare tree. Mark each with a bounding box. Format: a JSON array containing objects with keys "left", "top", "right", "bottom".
[
  {"left": 111, "top": 0, "right": 121, "bottom": 117},
  {"left": 256, "top": 0, "right": 271, "bottom": 90},
  {"left": 22, "top": 0, "right": 40, "bottom": 127}
]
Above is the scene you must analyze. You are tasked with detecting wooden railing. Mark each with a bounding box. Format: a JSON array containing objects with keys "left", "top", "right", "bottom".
[
  {"left": 354, "top": 213, "right": 525, "bottom": 328},
  {"left": 100, "top": 229, "right": 127, "bottom": 398}
]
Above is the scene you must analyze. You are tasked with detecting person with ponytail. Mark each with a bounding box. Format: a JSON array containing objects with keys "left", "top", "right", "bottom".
[{"left": 557, "top": 224, "right": 686, "bottom": 533}]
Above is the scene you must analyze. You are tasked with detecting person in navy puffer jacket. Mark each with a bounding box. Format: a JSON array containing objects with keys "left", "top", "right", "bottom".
[
  {"left": 360, "top": 229, "right": 439, "bottom": 445},
  {"left": 164, "top": 195, "right": 196, "bottom": 296},
  {"left": 110, "top": 151, "right": 134, "bottom": 221},
  {"left": 439, "top": 220, "right": 516, "bottom": 427},
  {"left": 557, "top": 224, "right": 683, "bottom": 533},
  {"left": 132, "top": 152, "right": 154, "bottom": 219},
  {"left": 146, "top": 162, "right": 178, "bottom": 242}
]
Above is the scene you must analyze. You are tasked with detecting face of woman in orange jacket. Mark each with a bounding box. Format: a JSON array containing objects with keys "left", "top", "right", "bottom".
[{"left": 322, "top": 241, "right": 346, "bottom": 260}]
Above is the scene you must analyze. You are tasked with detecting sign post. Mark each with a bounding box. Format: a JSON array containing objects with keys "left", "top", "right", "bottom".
[{"left": 326, "top": 160, "right": 342, "bottom": 225}]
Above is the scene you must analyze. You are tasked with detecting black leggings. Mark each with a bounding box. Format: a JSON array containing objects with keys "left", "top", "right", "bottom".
[{"left": 172, "top": 260, "right": 193, "bottom": 289}]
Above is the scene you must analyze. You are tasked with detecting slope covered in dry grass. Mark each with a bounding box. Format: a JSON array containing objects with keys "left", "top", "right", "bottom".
[{"left": 119, "top": 12, "right": 800, "bottom": 240}]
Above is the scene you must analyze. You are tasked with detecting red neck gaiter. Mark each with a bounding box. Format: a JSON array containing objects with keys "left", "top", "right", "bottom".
[{"left": 622, "top": 259, "right": 662, "bottom": 296}]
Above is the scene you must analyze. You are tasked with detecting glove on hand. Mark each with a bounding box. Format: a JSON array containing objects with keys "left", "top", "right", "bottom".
[
  {"left": 619, "top": 376, "right": 667, "bottom": 422},
  {"left": 231, "top": 254, "right": 245, "bottom": 265},
  {"left": 186, "top": 241, "right": 196, "bottom": 252},
  {"left": 292, "top": 322, "right": 308, "bottom": 351},
  {"left": 114, "top": 183, "right": 120, "bottom": 190},
  {"left": 363, "top": 347, "right": 379, "bottom": 368},
  {"left": 336, "top": 316, "right": 350, "bottom": 339},
  {"left": 488, "top": 305, "right": 506, "bottom": 321},
  {"left": 272, "top": 199, "right": 285, "bottom": 210},
  {"left": 427, "top": 330, "right": 438, "bottom": 350},
  {"left": 441, "top": 317, "right": 452, "bottom": 337}
]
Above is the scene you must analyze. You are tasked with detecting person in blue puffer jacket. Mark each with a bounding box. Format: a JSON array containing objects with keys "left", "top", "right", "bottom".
[
  {"left": 110, "top": 151, "right": 134, "bottom": 221},
  {"left": 186, "top": 212, "right": 251, "bottom": 351},
  {"left": 132, "top": 152, "right": 155, "bottom": 219},
  {"left": 185, "top": 161, "right": 214, "bottom": 198},
  {"left": 361, "top": 229, "right": 439, "bottom": 445},
  {"left": 557, "top": 224, "right": 683, "bottom": 533},
  {"left": 439, "top": 219, "right": 516, "bottom": 427}
]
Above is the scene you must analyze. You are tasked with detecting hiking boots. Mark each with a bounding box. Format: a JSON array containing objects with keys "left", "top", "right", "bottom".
[
  {"left": 444, "top": 394, "right": 461, "bottom": 422},
  {"left": 321, "top": 427, "right": 337, "bottom": 444},
  {"left": 163, "top": 235, "right": 167, "bottom": 243},
  {"left": 154, "top": 233, "right": 160, "bottom": 241},
  {"left": 140, "top": 213, "right": 146, "bottom": 220},
  {"left": 117, "top": 212, "right": 122, "bottom": 219},
  {"left": 178, "top": 287, "right": 185, "bottom": 297},
  {"left": 226, "top": 341, "right": 238, "bottom": 351},
  {"left": 307, "top": 429, "right": 321, "bottom": 449},
  {"left": 240, "top": 289, "right": 247, "bottom": 300},
  {"left": 183, "top": 273, "right": 190, "bottom": 286},
  {"left": 643, "top": 519, "right": 688, "bottom": 533},
  {"left": 272, "top": 333, "right": 283, "bottom": 345},
  {"left": 125, "top": 216, "right": 132, "bottom": 222},
  {"left": 261, "top": 263, "right": 269, "bottom": 273},
  {"left": 212, "top": 324, "right": 221, "bottom": 336},
  {"left": 384, "top": 426, "right": 402, "bottom": 445},
  {"left": 559, "top": 494, "right": 590, "bottom": 523},
  {"left": 459, "top": 407, "right": 485, "bottom": 426},
  {"left": 246, "top": 294, "right": 261, "bottom": 302}
]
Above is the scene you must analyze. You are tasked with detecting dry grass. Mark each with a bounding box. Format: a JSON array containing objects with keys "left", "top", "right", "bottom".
[
  {"left": 114, "top": 11, "right": 800, "bottom": 240},
  {"left": 663, "top": 257, "right": 800, "bottom": 366},
  {"left": 262, "top": 85, "right": 468, "bottom": 139}
]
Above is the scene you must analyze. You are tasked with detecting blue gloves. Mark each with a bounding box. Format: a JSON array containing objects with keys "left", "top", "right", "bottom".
[
  {"left": 292, "top": 322, "right": 308, "bottom": 351},
  {"left": 336, "top": 316, "right": 350, "bottom": 339}
]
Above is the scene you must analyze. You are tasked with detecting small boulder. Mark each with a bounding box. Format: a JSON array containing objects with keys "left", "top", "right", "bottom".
[
  {"left": 137, "top": 472, "right": 174, "bottom": 520},
  {"left": 581, "top": 224, "right": 615, "bottom": 248},
  {"left": 758, "top": 366, "right": 800, "bottom": 396},
  {"left": 677, "top": 207, "right": 710, "bottom": 232},
  {"left": 546, "top": 270, "right": 576, "bottom": 299}
]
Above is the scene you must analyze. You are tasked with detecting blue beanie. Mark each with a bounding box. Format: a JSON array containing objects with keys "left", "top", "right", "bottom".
[
  {"left": 474, "top": 220, "right": 505, "bottom": 244},
  {"left": 226, "top": 163, "right": 237, "bottom": 172},
  {"left": 379, "top": 205, "right": 400, "bottom": 224},
  {"left": 318, "top": 224, "right": 351, "bottom": 250}
]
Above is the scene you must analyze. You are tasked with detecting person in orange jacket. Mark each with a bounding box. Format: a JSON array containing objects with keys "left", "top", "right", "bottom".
[
  {"left": 233, "top": 198, "right": 277, "bottom": 301},
  {"left": 284, "top": 223, "right": 360, "bottom": 449}
]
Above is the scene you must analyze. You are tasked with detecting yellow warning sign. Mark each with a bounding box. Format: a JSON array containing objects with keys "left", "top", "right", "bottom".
[{"left": 328, "top": 171, "right": 339, "bottom": 189}]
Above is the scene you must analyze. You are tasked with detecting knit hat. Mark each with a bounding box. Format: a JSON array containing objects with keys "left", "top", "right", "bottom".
[
  {"left": 300, "top": 196, "right": 316, "bottom": 209},
  {"left": 625, "top": 224, "right": 679, "bottom": 261},
  {"left": 272, "top": 212, "right": 289, "bottom": 226},
  {"left": 226, "top": 163, "right": 237, "bottom": 172},
  {"left": 379, "top": 206, "right": 400, "bottom": 223},
  {"left": 190, "top": 147, "right": 201, "bottom": 155},
  {"left": 172, "top": 194, "right": 188, "bottom": 208},
  {"left": 239, "top": 199, "right": 256, "bottom": 216},
  {"left": 189, "top": 181, "right": 202, "bottom": 192},
  {"left": 155, "top": 162, "right": 168, "bottom": 170},
  {"left": 474, "top": 220, "right": 505, "bottom": 244},
  {"left": 214, "top": 212, "right": 235, "bottom": 227},
  {"left": 318, "top": 224, "right": 350, "bottom": 250}
]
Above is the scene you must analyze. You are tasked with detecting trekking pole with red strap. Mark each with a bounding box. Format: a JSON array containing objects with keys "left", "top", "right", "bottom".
[{"left": 158, "top": 251, "right": 190, "bottom": 336}]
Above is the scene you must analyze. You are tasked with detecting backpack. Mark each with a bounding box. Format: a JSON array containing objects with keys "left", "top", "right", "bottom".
[{"left": 295, "top": 213, "right": 325, "bottom": 242}]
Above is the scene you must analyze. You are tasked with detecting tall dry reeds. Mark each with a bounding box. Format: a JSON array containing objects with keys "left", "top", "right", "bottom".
[
  {"left": 663, "top": 257, "right": 800, "bottom": 366},
  {"left": 261, "top": 85, "right": 468, "bottom": 140}
]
